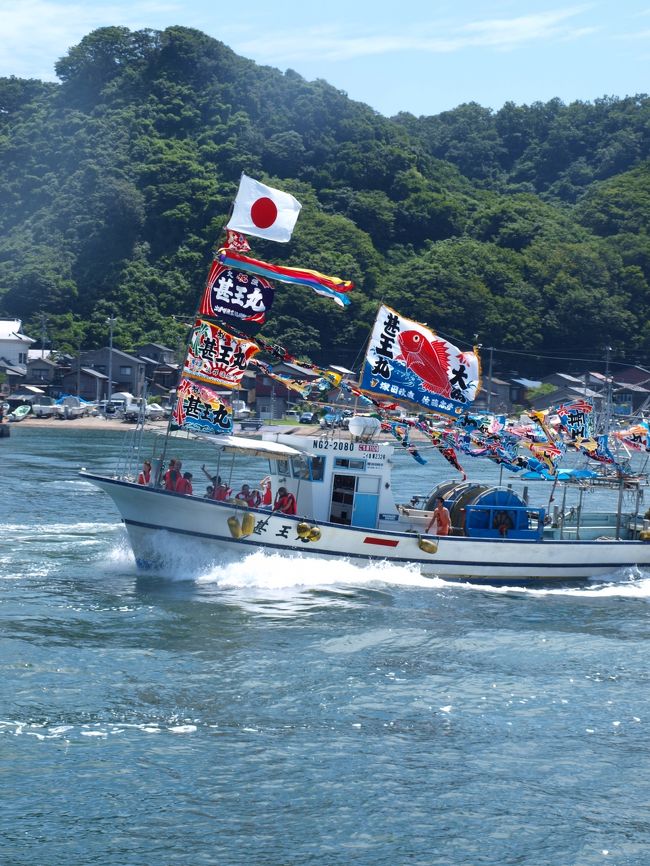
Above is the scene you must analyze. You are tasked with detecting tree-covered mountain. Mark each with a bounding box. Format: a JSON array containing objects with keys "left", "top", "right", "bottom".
[{"left": 0, "top": 25, "right": 648, "bottom": 373}]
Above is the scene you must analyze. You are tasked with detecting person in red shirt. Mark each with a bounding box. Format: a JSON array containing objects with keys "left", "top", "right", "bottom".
[
  {"left": 235, "top": 484, "right": 261, "bottom": 508},
  {"left": 137, "top": 460, "right": 152, "bottom": 485},
  {"left": 260, "top": 476, "right": 272, "bottom": 507},
  {"left": 175, "top": 471, "right": 193, "bottom": 495},
  {"left": 164, "top": 459, "right": 181, "bottom": 491},
  {"left": 273, "top": 486, "right": 297, "bottom": 515},
  {"left": 213, "top": 480, "right": 232, "bottom": 501}
]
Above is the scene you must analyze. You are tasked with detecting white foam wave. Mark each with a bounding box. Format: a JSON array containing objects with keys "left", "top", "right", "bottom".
[
  {"left": 453, "top": 569, "right": 650, "bottom": 598},
  {"left": 196, "top": 549, "right": 436, "bottom": 591},
  {"left": 0, "top": 521, "right": 120, "bottom": 535}
]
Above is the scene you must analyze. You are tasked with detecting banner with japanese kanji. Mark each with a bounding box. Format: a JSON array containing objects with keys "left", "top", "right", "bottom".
[
  {"left": 359, "top": 305, "right": 480, "bottom": 418},
  {"left": 183, "top": 319, "right": 259, "bottom": 389},
  {"left": 555, "top": 399, "right": 594, "bottom": 440},
  {"left": 171, "top": 377, "right": 233, "bottom": 435},
  {"left": 199, "top": 261, "right": 275, "bottom": 324}
]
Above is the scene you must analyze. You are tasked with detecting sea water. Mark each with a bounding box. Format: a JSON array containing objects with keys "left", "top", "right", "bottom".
[{"left": 2, "top": 426, "right": 650, "bottom": 866}]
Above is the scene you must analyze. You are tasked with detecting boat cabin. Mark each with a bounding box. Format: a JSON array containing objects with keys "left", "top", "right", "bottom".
[{"left": 262, "top": 431, "right": 399, "bottom": 529}]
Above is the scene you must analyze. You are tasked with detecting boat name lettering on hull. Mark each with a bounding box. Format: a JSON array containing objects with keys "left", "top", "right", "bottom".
[{"left": 312, "top": 439, "right": 355, "bottom": 452}]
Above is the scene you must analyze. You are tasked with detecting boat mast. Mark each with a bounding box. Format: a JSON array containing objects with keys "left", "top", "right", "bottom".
[{"left": 156, "top": 214, "right": 233, "bottom": 479}]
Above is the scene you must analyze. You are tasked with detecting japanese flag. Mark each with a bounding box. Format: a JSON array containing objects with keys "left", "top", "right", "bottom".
[{"left": 227, "top": 174, "right": 302, "bottom": 243}]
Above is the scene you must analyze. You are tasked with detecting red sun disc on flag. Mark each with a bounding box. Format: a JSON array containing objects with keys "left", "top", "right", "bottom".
[{"left": 250, "top": 197, "right": 278, "bottom": 229}]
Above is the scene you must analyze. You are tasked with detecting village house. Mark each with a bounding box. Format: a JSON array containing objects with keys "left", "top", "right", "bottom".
[
  {"left": 135, "top": 342, "right": 179, "bottom": 398},
  {"left": 75, "top": 348, "right": 146, "bottom": 400},
  {"left": 0, "top": 319, "right": 35, "bottom": 394}
]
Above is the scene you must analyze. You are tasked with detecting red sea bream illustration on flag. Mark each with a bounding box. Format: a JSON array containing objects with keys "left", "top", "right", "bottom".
[
  {"left": 226, "top": 173, "right": 302, "bottom": 243},
  {"left": 172, "top": 377, "right": 233, "bottom": 435},
  {"left": 183, "top": 319, "right": 259, "bottom": 388},
  {"left": 199, "top": 261, "right": 275, "bottom": 324},
  {"left": 359, "top": 305, "right": 480, "bottom": 418}
]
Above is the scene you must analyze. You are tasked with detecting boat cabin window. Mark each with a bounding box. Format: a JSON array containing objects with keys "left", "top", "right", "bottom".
[
  {"left": 276, "top": 459, "right": 290, "bottom": 477},
  {"left": 334, "top": 457, "right": 365, "bottom": 471},
  {"left": 290, "top": 455, "right": 325, "bottom": 481}
]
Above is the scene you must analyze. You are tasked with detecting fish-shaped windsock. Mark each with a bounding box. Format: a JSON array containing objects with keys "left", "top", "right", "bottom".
[{"left": 396, "top": 330, "right": 451, "bottom": 396}]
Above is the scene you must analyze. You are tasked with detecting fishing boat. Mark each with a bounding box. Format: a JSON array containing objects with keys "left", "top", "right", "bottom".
[
  {"left": 81, "top": 414, "right": 650, "bottom": 582},
  {"left": 82, "top": 174, "right": 650, "bottom": 583},
  {"left": 55, "top": 395, "right": 90, "bottom": 419}
]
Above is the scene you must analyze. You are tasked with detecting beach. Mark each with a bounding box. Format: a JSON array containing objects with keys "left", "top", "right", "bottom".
[
  {"left": 6, "top": 414, "right": 329, "bottom": 435},
  {"left": 7, "top": 414, "right": 166, "bottom": 431}
]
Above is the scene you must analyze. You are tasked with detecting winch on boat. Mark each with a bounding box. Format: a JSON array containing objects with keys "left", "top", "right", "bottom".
[{"left": 424, "top": 482, "right": 543, "bottom": 539}]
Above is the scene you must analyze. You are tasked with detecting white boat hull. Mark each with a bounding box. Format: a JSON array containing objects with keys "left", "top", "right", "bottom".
[{"left": 83, "top": 474, "right": 650, "bottom": 583}]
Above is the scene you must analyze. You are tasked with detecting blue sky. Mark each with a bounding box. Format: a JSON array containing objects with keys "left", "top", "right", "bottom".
[{"left": 1, "top": 0, "right": 648, "bottom": 116}]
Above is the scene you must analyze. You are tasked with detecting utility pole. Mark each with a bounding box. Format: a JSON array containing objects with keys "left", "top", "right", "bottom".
[
  {"left": 605, "top": 345, "right": 612, "bottom": 432},
  {"left": 39, "top": 312, "right": 48, "bottom": 359},
  {"left": 106, "top": 315, "right": 117, "bottom": 404},
  {"left": 486, "top": 346, "right": 494, "bottom": 413},
  {"left": 76, "top": 336, "right": 81, "bottom": 398}
]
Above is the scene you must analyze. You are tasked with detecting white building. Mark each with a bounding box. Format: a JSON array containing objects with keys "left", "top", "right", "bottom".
[{"left": 0, "top": 319, "right": 35, "bottom": 368}]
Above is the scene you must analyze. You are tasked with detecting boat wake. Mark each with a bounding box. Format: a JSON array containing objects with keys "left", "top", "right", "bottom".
[
  {"left": 469, "top": 568, "right": 650, "bottom": 599},
  {"left": 197, "top": 549, "right": 435, "bottom": 591},
  {"left": 102, "top": 534, "right": 650, "bottom": 606}
]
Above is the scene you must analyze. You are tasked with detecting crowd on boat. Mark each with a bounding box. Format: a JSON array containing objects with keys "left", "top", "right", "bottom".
[{"left": 136, "top": 457, "right": 297, "bottom": 514}]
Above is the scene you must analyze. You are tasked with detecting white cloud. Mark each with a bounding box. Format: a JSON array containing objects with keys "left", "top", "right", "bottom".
[
  {"left": 0, "top": 0, "right": 181, "bottom": 80},
  {"left": 231, "top": 6, "right": 596, "bottom": 64}
]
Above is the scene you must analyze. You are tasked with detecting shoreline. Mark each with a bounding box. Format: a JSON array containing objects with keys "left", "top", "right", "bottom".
[
  {"left": 3, "top": 415, "right": 166, "bottom": 432},
  {"left": 2, "top": 415, "right": 328, "bottom": 435}
]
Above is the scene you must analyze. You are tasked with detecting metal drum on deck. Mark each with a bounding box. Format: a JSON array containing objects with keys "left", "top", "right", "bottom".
[
  {"left": 463, "top": 487, "right": 528, "bottom": 537},
  {"left": 425, "top": 481, "right": 489, "bottom": 535}
]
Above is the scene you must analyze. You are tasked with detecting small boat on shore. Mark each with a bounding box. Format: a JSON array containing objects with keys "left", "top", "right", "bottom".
[{"left": 8, "top": 404, "right": 31, "bottom": 422}]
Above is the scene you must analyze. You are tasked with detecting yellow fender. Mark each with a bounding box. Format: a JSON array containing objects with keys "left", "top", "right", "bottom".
[
  {"left": 296, "top": 522, "right": 322, "bottom": 543},
  {"left": 227, "top": 515, "right": 242, "bottom": 538},
  {"left": 418, "top": 537, "right": 438, "bottom": 554},
  {"left": 240, "top": 512, "right": 255, "bottom": 538}
]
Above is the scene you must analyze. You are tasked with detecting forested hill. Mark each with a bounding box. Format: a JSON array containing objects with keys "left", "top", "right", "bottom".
[{"left": 0, "top": 25, "right": 649, "bottom": 373}]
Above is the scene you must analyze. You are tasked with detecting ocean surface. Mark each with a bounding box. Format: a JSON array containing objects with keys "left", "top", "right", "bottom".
[{"left": 3, "top": 425, "right": 650, "bottom": 866}]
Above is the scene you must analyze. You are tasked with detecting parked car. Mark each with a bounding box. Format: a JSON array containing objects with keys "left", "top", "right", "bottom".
[
  {"left": 300, "top": 411, "right": 317, "bottom": 424},
  {"left": 145, "top": 403, "right": 165, "bottom": 420}
]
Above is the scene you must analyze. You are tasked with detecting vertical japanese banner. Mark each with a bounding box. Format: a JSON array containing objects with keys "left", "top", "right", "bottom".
[
  {"left": 555, "top": 400, "right": 594, "bottom": 440},
  {"left": 172, "top": 377, "right": 233, "bottom": 435},
  {"left": 183, "top": 319, "right": 259, "bottom": 388},
  {"left": 199, "top": 262, "right": 275, "bottom": 324},
  {"left": 359, "top": 305, "right": 480, "bottom": 418}
]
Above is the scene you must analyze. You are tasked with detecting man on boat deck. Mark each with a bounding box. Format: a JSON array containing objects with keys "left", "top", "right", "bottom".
[
  {"left": 235, "top": 483, "right": 261, "bottom": 508},
  {"left": 260, "top": 476, "right": 272, "bottom": 507},
  {"left": 201, "top": 465, "right": 232, "bottom": 500},
  {"left": 176, "top": 471, "right": 193, "bottom": 495},
  {"left": 273, "top": 487, "right": 297, "bottom": 515},
  {"left": 426, "top": 496, "right": 451, "bottom": 536},
  {"left": 164, "top": 459, "right": 181, "bottom": 491}
]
